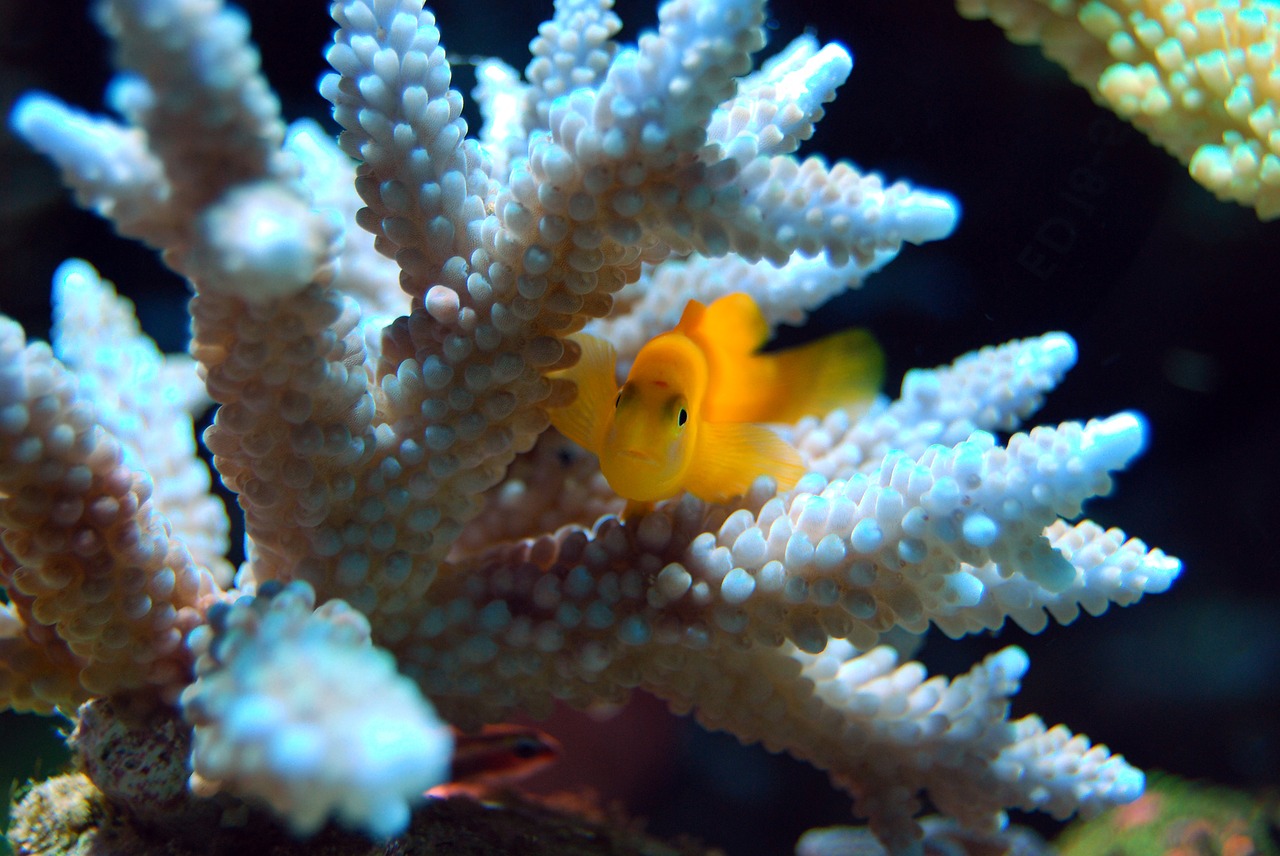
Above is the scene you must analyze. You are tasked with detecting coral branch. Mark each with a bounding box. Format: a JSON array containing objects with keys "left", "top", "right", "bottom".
[
  {"left": 322, "top": 0, "right": 497, "bottom": 300},
  {"left": 49, "top": 260, "right": 231, "bottom": 586},
  {"left": 0, "top": 317, "right": 212, "bottom": 706},
  {"left": 96, "top": 0, "right": 289, "bottom": 216},
  {"left": 182, "top": 581, "right": 453, "bottom": 838}
]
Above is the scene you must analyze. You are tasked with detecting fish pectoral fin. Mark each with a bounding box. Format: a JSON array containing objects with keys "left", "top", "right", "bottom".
[
  {"left": 546, "top": 332, "right": 618, "bottom": 454},
  {"left": 622, "top": 500, "right": 655, "bottom": 521},
  {"left": 683, "top": 421, "right": 806, "bottom": 504}
]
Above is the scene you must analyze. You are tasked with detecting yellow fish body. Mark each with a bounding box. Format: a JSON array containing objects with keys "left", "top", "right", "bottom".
[{"left": 548, "top": 293, "right": 882, "bottom": 513}]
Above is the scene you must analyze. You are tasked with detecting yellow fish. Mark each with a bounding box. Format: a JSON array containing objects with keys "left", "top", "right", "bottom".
[{"left": 547, "top": 293, "right": 883, "bottom": 515}]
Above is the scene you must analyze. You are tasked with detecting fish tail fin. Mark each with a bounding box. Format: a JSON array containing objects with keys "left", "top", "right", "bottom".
[
  {"left": 762, "top": 328, "right": 884, "bottom": 423},
  {"left": 546, "top": 332, "right": 618, "bottom": 454},
  {"left": 683, "top": 421, "right": 806, "bottom": 504}
]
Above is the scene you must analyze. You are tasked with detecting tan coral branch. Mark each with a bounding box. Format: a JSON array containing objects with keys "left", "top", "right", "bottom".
[
  {"left": 0, "top": 320, "right": 213, "bottom": 706},
  {"left": 958, "top": 0, "right": 1280, "bottom": 218}
]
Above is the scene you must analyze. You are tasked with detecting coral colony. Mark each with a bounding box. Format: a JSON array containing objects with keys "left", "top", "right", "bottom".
[{"left": 13, "top": 0, "right": 1278, "bottom": 851}]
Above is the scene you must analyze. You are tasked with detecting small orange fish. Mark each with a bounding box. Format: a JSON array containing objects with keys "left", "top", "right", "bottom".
[
  {"left": 547, "top": 293, "right": 882, "bottom": 515},
  {"left": 427, "top": 724, "right": 561, "bottom": 799}
]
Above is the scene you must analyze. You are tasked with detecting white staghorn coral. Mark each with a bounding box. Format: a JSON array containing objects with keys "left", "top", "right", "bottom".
[{"left": 2, "top": 0, "right": 1183, "bottom": 851}]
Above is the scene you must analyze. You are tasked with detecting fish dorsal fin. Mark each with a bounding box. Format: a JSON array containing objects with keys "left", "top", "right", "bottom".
[
  {"left": 546, "top": 332, "right": 618, "bottom": 455},
  {"left": 677, "top": 293, "right": 772, "bottom": 423},
  {"left": 682, "top": 420, "right": 805, "bottom": 504},
  {"left": 677, "top": 293, "right": 770, "bottom": 360}
]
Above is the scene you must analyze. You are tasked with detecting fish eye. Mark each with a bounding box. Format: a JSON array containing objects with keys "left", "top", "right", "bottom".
[
  {"left": 512, "top": 738, "right": 542, "bottom": 758},
  {"left": 677, "top": 408, "right": 687, "bottom": 427}
]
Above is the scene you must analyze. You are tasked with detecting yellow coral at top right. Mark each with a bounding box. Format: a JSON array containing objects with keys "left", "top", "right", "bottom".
[{"left": 958, "top": 0, "right": 1280, "bottom": 219}]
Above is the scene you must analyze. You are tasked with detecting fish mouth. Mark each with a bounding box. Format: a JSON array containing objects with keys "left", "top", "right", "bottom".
[{"left": 619, "top": 448, "right": 656, "bottom": 463}]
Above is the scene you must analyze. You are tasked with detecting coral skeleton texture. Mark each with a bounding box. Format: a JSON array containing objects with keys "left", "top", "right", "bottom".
[{"left": 2, "top": 0, "right": 1184, "bottom": 852}]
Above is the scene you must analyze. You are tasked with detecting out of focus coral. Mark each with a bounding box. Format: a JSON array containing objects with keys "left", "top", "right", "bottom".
[
  {"left": 797, "top": 816, "right": 1053, "bottom": 856},
  {"left": 1055, "top": 773, "right": 1280, "bottom": 856},
  {"left": 957, "top": 0, "right": 1280, "bottom": 219}
]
